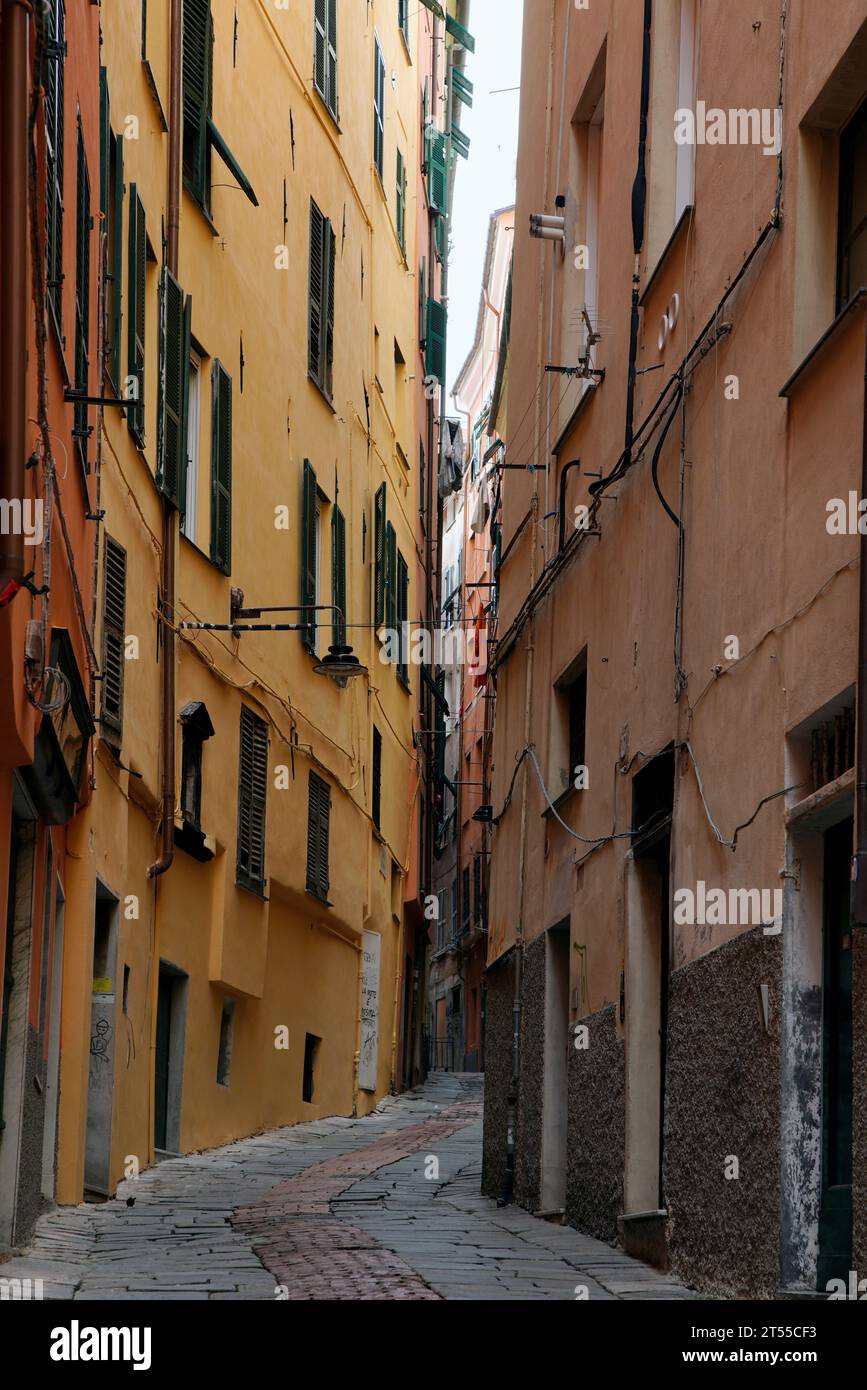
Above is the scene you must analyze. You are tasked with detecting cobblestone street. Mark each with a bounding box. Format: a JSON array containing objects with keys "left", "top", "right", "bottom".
[{"left": 1, "top": 1075, "right": 697, "bottom": 1301}]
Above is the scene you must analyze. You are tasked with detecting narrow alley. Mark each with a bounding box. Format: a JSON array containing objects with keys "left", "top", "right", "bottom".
[{"left": 1, "top": 1076, "right": 695, "bottom": 1302}]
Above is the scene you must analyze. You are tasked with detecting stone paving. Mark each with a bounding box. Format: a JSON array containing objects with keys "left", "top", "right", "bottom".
[{"left": 0, "top": 1073, "right": 698, "bottom": 1300}]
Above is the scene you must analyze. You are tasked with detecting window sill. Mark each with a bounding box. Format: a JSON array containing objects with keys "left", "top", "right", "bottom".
[
  {"left": 308, "top": 372, "right": 336, "bottom": 413},
  {"left": 175, "top": 820, "right": 215, "bottom": 863},
  {"left": 183, "top": 181, "right": 220, "bottom": 238},
  {"left": 639, "top": 203, "right": 694, "bottom": 309},
  {"left": 779, "top": 288, "right": 867, "bottom": 399},
  {"left": 541, "top": 783, "right": 579, "bottom": 819},
  {"left": 305, "top": 887, "right": 333, "bottom": 908},
  {"left": 400, "top": 32, "right": 412, "bottom": 63},
  {"left": 236, "top": 877, "right": 268, "bottom": 902},
  {"left": 312, "top": 87, "right": 342, "bottom": 136},
  {"left": 398, "top": 672, "right": 411, "bottom": 693}
]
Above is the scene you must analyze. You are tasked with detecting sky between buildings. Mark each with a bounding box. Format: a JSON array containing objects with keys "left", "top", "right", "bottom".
[{"left": 446, "top": 0, "right": 524, "bottom": 398}]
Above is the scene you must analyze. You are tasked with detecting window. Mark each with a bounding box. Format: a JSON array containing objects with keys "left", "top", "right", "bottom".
[
  {"left": 179, "top": 701, "right": 215, "bottom": 831},
  {"left": 73, "top": 121, "right": 91, "bottom": 474},
  {"left": 426, "top": 297, "right": 447, "bottom": 384},
  {"left": 551, "top": 650, "right": 587, "bottom": 798},
  {"left": 182, "top": 352, "right": 201, "bottom": 541},
  {"left": 428, "top": 130, "right": 447, "bottom": 214},
  {"left": 373, "top": 36, "right": 385, "bottom": 181},
  {"left": 210, "top": 360, "right": 232, "bottom": 572},
  {"left": 216, "top": 999, "right": 235, "bottom": 1086},
  {"left": 301, "top": 460, "right": 321, "bottom": 652},
  {"left": 157, "top": 267, "right": 191, "bottom": 509},
  {"left": 331, "top": 503, "right": 346, "bottom": 645},
  {"left": 569, "top": 667, "right": 587, "bottom": 779},
  {"left": 127, "top": 186, "right": 147, "bottom": 445},
  {"left": 101, "top": 535, "right": 127, "bottom": 746},
  {"left": 302, "top": 1032, "right": 320, "bottom": 1102},
  {"left": 462, "top": 865, "right": 471, "bottom": 930},
  {"left": 313, "top": 0, "right": 338, "bottom": 122},
  {"left": 236, "top": 706, "right": 268, "bottom": 895},
  {"left": 473, "top": 853, "right": 483, "bottom": 925},
  {"left": 183, "top": 0, "right": 257, "bottom": 213},
  {"left": 45, "top": 0, "right": 65, "bottom": 334},
  {"left": 419, "top": 439, "right": 426, "bottom": 522},
  {"left": 372, "top": 727, "right": 382, "bottom": 831},
  {"left": 385, "top": 522, "right": 397, "bottom": 637},
  {"left": 308, "top": 200, "right": 336, "bottom": 399},
  {"left": 398, "top": 0, "right": 410, "bottom": 48},
  {"left": 374, "top": 482, "right": 387, "bottom": 627},
  {"left": 306, "top": 771, "right": 331, "bottom": 901},
  {"left": 100, "top": 69, "right": 124, "bottom": 390},
  {"left": 452, "top": 878, "right": 459, "bottom": 940},
  {"left": 419, "top": 256, "right": 427, "bottom": 344},
  {"left": 837, "top": 94, "right": 867, "bottom": 311},
  {"left": 397, "top": 550, "right": 409, "bottom": 687},
  {"left": 396, "top": 148, "right": 407, "bottom": 253}
]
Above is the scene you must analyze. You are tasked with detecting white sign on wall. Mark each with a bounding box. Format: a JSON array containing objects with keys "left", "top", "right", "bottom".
[{"left": 359, "top": 930, "right": 381, "bottom": 1093}]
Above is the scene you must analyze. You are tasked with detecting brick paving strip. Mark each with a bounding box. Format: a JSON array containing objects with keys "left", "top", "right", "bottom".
[{"left": 232, "top": 1103, "right": 479, "bottom": 1299}]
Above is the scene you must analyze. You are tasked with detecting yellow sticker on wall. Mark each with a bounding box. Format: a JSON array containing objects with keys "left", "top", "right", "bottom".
[{"left": 92, "top": 977, "right": 112, "bottom": 995}]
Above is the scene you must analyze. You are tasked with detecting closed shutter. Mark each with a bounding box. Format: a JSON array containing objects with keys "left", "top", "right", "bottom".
[
  {"left": 45, "top": 1, "right": 65, "bottom": 331},
  {"left": 210, "top": 361, "right": 232, "bottom": 572},
  {"left": 183, "top": 0, "right": 212, "bottom": 202},
  {"left": 396, "top": 149, "right": 406, "bottom": 253},
  {"left": 306, "top": 771, "right": 331, "bottom": 900},
  {"left": 301, "top": 460, "right": 318, "bottom": 649},
  {"left": 426, "top": 297, "right": 447, "bottom": 384},
  {"left": 127, "top": 186, "right": 146, "bottom": 444},
  {"left": 462, "top": 864, "right": 471, "bottom": 927},
  {"left": 473, "top": 854, "right": 482, "bottom": 923},
  {"left": 331, "top": 504, "right": 346, "bottom": 646},
  {"left": 428, "top": 131, "right": 447, "bottom": 213},
  {"left": 74, "top": 123, "right": 91, "bottom": 473},
  {"left": 112, "top": 133, "right": 124, "bottom": 387},
  {"left": 157, "top": 268, "right": 190, "bottom": 508},
  {"left": 385, "top": 522, "right": 397, "bottom": 636},
  {"left": 101, "top": 535, "right": 127, "bottom": 744},
  {"left": 419, "top": 256, "right": 427, "bottom": 344},
  {"left": 237, "top": 706, "right": 268, "bottom": 894},
  {"left": 324, "top": 215, "right": 335, "bottom": 398},
  {"left": 397, "top": 550, "right": 409, "bottom": 685},
  {"left": 314, "top": 0, "right": 338, "bottom": 119},
  {"left": 372, "top": 728, "right": 382, "bottom": 831},
  {"left": 373, "top": 39, "right": 385, "bottom": 179},
  {"left": 374, "top": 482, "right": 387, "bottom": 627}
]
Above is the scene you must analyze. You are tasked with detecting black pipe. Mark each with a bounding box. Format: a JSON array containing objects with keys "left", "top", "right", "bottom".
[
  {"left": 624, "top": 0, "right": 653, "bottom": 462},
  {"left": 853, "top": 318, "right": 867, "bottom": 926},
  {"left": 558, "top": 458, "right": 582, "bottom": 551}
]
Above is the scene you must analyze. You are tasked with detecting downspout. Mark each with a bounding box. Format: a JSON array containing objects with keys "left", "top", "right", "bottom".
[
  {"left": 0, "top": 0, "right": 28, "bottom": 592},
  {"left": 854, "top": 317, "right": 867, "bottom": 927},
  {"left": 148, "top": 0, "right": 182, "bottom": 880},
  {"left": 624, "top": 0, "right": 653, "bottom": 461}
]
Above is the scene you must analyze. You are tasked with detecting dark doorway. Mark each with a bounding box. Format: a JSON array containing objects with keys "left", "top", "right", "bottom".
[
  {"left": 154, "top": 971, "right": 173, "bottom": 1151},
  {"left": 817, "top": 816, "right": 853, "bottom": 1287}
]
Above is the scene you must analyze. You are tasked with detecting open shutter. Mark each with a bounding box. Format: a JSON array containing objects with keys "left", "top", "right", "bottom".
[
  {"left": 315, "top": 0, "right": 338, "bottom": 118},
  {"left": 127, "top": 186, "right": 146, "bottom": 443},
  {"left": 426, "top": 297, "right": 447, "bottom": 384},
  {"left": 157, "top": 267, "right": 189, "bottom": 508},
  {"left": 397, "top": 550, "right": 409, "bottom": 685},
  {"left": 237, "top": 706, "right": 268, "bottom": 894},
  {"left": 45, "top": 0, "right": 65, "bottom": 330},
  {"left": 331, "top": 504, "right": 346, "bottom": 646},
  {"left": 301, "top": 460, "right": 317, "bottom": 650},
  {"left": 385, "top": 522, "right": 397, "bottom": 636},
  {"left": 101, "top": 535, "right": 127, "bottom": 744},
  {"left": 210, "top": 361, "right": 232, "bottom": 572},
  {"left": 396, "top": 149, "right": 406, "bottom": 253},
  {"left": 419, "top": 256, "right": 427, "bottom": 344},
  {"left": 308, "top": 200, "right": 324, "bottom": 384},
  {"left": 324, "top": 215, "right": 335, "bottom": 398},
  {"left": 428, "top": 131, "right": 447, "bottom": 214},
  {"left": 372, "top": 728, "right": 382, "bottom": 830},
  {"left": 374, "top": 482, "right": 387, "bottom": 627},
  {"left": 373, "top": 39, "right": 385, "bottom": 179},
  {"left": 74, "top": 124, "right": 91, "bottom": 473},
  {"left": 112, "top": 133, "right": 124, "bottom": 387},
  {"left": 326, "top": 0, "right": 338, "bottom": 117},
  {"left": 183, "top": 0, "right": 212, "bottom": 201}
]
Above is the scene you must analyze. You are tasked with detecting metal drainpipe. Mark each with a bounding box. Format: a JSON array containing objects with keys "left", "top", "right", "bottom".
[
  {"left": 853, "top": 318, "right": 867, "bottom": 927},
  {"left": 0, "top": 0, "right": 28, "bottom": 592},
  {"left": 149, "top": 0, "right": 183, "bottom": 881}
]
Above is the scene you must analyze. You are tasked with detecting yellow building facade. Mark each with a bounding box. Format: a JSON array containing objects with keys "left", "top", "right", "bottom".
[{"left": 56, "top": 0, "right": 425, "bottom": 1203}]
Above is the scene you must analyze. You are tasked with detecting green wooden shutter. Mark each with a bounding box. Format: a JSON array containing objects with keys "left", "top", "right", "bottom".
[
  {"left": 237, "top": 706, "right": 268, "bottom": 894},
  {"left": 324, "top": 215, "right": 335, "bottom": 398},
  {"left": 45, "top": 0, "right": 65, "bottom": 332},
  {"left": 183, "top": 0, "right": 212, "bottom": 203},
  {"left": 157, "top": 267, "right": 189, "bottom": 508},
  {"left": 314, "top": 0, "right": 338, "bottom": 119},
  {"left": 372, "top": 727, "right": 382, "bottom": 830},
  {"left": 397, "top": 550, "right": 409, "bottom": 686},
  {"left": 426, "top": 297, "right": 447, "bottom": 384},
  {"left": 99, "top": 68, "right": 110, "bottom": 217},
  {"left": 396, "top": 149, "right": 406, "bottom": 253},
  {"left": 127, "top": 186, "right": 146, "bottom": 444},
  {"left": 373, "top": 39, "right": 385, "bottom": 179},
  {"left": 74, "top": 123, "right": 91, "bottom": 473},
  {"left": 419, "top": 256, "right": 427, "bottom": 343},
  {"left": 374, "top": 482, "right": 387, "bottom": 627},
  {"left": 428, "top": 131, "right": 447, "bottom": 214},
  {"left": 101, "top": 534, "right": 127, "bottom": 745},
  {"left": 385, "top": 522, "right": 397, "bottom": 635},
  {"left": 301, "top": 460, "right": 317, "bottom": 650},
  {"left": 331, "top": 504, "right": 346, "bottom": 646},
  {"left": 210, "top": 361, "right": 232, "bottom": 572},
  {"left": 111, "top": 133, "right": 124, "bottom": 388},
  {"left": 308, "top": 200, "right": 324, "bottom": 385},
  {"left": 306, "top": 772, "right": 331, "bottom": 900}
]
